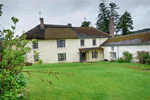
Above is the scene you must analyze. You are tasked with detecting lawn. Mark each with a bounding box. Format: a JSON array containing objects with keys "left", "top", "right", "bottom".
[{"left": 23, "top": 62, "right": 150, "bottom": 100}]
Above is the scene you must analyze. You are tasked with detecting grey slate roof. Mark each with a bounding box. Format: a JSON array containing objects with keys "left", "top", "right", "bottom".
[{"left": 101, "top": 32, "right": 150, "bottom": 46}]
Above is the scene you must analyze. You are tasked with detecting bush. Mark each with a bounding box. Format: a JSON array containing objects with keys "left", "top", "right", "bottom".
[
  {"left": 138, "top": 51, "right": 149, "bottom": 64},
  {"left": 146, "top": 56, "right": 150, "bottom": 64},
  {"left": 25, "top": 62, "right": 33, "bottom": 66},
  {"left": 103, "top": 59, "right": 108, "bottom": 62},
  {"left": 116, "top": 57, "right": 124, "bottom": 63},
  {"left": 110, "top": 59, "right": 115, "bottom": 62},
  {"left": 123, "top": 51, "right": 133, "bottom": 63}
]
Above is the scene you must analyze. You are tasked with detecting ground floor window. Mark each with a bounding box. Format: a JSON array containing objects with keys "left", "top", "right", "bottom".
[
  {"left": 58, "top": 53, "right": 66, "bottom": 61},
  {"left": 92, "top": 51, "right": 98, "bottom": 58},
  {"left": 34, "top": 55, "right": 39, "bottom": 62},
  {"left": 110, "top": 52, "right": 116, "bottom": 59}
]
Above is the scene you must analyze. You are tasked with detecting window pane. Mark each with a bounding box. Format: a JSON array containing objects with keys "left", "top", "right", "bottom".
[
  {"left": 81, "top": 40, "right": 84, "bottom": 46},
  {"left": 33, "top": 41, "right": 38, "bottom": 49},
  {"left": 93, "top": 39, "right": 96, "bottom": 45},
  {"left": 57, "top": 40, "right": 65, "bottom": 48},
  {"left": 34, "top": 55, "right": 39, "bottom": 61},
  {"left": 92, "top": 51, "right": 97, "bottom": 58},
  {"left": 58, "top": 53, "right": 66, "bottom": 61}
]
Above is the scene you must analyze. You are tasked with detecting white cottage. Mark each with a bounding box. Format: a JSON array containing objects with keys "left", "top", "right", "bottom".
[
  {"left": 100, "top": 32, "right": 150, "bottom": 62},
  {"left": 24, "top": 18, "right": 111, "bottom": 64}
]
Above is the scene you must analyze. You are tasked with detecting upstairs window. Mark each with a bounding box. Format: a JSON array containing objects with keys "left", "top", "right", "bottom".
[
  {"left": 93, "top": 39, "right": 96, "bottom": 46},
  {"left": 57, "top": 40, "right": 65, "bottom": 48},
  {"left": 81, "top": 39, "right": 84, "bottom": 46},
  {"left": 58, "top": 53, "right": 66, "bottom": 61},
  {"left": 111, "top": 46, "right": 114, "bottom": 51},
  {"left": 92, "top": 51, "right": 98, "bottom": 58},
  {"left": 33, "top": 41, "right": 38, "bottom": 49},
  {"left": 34, "top": 55, "right": 39, "bottom": 62}
]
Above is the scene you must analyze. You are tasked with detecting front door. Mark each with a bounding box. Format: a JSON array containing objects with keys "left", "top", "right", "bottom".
[{"left": 81, "top": 52, "right": 86, "bottom": 62}]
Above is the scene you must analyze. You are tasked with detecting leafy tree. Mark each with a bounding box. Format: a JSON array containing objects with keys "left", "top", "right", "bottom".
[
  {"left": 0, "top": 17, "right": 73, "bottom": 99},
  {"left": 96, "top": 1, "right": 120, "bottom": 34},
  {"left": 116, "top": 11, "right": 134, "bottom": 35},
  {"left": 0, "top": 4, "right": 3, "bottom": 16},
  {"left": 96, "top": 0, "right": 110, "bottom": 33},
  {"left": 81, "top": 17, "right": 91, "bottom": 27}
]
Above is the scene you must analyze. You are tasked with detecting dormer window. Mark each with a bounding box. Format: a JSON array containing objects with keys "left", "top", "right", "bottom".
[
  {"left": 57, "top": 40, "right": 65, "bottom": 48},
  {"left": 33, "top": 41, "right": 38, "bottom": 49},
  {"left": 93, "top": 39, "right": 96, "bottom": 46}
]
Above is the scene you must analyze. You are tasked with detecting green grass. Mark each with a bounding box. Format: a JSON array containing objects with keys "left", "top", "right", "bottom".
[{"left": 23, "top": 62, "right": 150, "bottom": 100}]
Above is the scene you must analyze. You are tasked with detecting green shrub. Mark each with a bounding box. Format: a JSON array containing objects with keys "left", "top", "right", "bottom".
[
  {"left": 138, "top": 51, "right": 149, "bottom": 64},
  {"left": 123, "top": 51, "right": 133, "bottom": 63},
  {"left": 110, "top": 59, "right": 115, "bottom": 62},
  {"left": 116, "top": 57, "right": 124, "bottom": 63},
  {"left": 146, "top": 56, "right": 150, "bottom": 64}
]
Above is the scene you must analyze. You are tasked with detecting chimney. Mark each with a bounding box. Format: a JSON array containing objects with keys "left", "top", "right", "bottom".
[
  {"left": 109, "top": 16, "right": 114, "bottom": 37},
  {"left": 40, "top": 18, "right": 45, "bottom": 29}
]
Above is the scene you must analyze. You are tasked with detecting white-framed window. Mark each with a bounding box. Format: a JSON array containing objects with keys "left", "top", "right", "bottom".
[
  {"left": 80, "top": 39, "right": 84, "bottom": 46},
  {"left": 92, "top": 51, "right": 98, "bottom": 58},
  {"left": 33, "top": 41, "right": 38, "bottom": 49},
  {"left": 111, "top": 46, "right": 114, "bottom": 51},
  {"left": 34, "top": 55, "right": 39, "bottom": 62},
  {"left": 57, "top": 40, "right": 65, "bottom": 48},
  {"left": 93, "top": 39, "right": 96, "bottom": 46},
  {"left": 110, "top": 52, "right": 116, "bottom": 59},
  {"left": 58, "top": 53, "right": 66, "bottom": 61}
]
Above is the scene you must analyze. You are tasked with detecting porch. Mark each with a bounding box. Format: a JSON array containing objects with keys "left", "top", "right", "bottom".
[{"left": 79, "top": 47, "right": 104, "bottom": 62}]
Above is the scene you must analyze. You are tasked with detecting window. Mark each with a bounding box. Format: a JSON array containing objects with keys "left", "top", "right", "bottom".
[
  {"left": 33, "top": 41, "right": 38, "bottom": 49},
  {"left": 57, "top": 40, "right": 65, "bottom": 48},
  {"left": 93, "top": 39, "right": 96, "bottom": 46},
  {"left": 110, "top": 52, "right": 116, "bottom": 59},
  {"left": 81, "top": 39, "right": 84, "bottom": 46},
  {"left": 34, "top": 55, "right": 39, "bottom": 62},
  {"left": 111, "top": 46, "right": 114, "bottom": 51},
  {"left": 92, "top": 51, "right": 98, "bottom": 58},
  {"left": 58, "top": 53, "right": 66, "bottom": 61}
]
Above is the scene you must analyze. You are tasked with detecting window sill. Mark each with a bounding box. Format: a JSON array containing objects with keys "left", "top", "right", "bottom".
[{"left": 58, "top": 60, "right": 67, "bottom": 63}]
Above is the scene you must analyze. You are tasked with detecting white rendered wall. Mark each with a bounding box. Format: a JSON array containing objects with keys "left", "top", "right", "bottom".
[{"left": 103, "top": 45, "right": 150, "bottom": 62}]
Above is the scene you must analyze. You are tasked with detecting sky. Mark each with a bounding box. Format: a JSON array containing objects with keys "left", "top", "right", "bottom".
[{"left": 0, "top": 0, "right": 150, "bottom": 36}]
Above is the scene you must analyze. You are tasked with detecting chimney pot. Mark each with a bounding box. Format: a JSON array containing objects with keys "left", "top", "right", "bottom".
[{"left": 40, "top": 18, "right": 45, "bottom": 29}]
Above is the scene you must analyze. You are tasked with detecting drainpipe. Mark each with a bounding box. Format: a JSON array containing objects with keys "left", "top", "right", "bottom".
[{"left": 117, "top": 46, "right": 119, "bottom": 59}]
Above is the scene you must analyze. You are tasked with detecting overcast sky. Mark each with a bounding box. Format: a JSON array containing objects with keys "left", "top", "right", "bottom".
[{"left": 0, "top": 0, "right": 150, "bottom": 36}]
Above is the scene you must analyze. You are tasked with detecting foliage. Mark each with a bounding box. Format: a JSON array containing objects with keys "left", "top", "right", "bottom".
[
  {"left": 0, "top": 17, "right": 32, "bottom": 99},
  {"left": 116, "top": 11, "right": 134, "bottom": 35},
  {"left": 110, "top": 59, "right": 115, "bottom": 62},
  {"left": 96, "top": 0, "right": 110, "bottom": 33},
  {"left": 116, "top": 57, "right": 124, "bottom": 63},
  {"left": 138, "top": 51, "right": 150, "bottom": 64},
  {"left": 96, "top": 1, "right": 119, "bottom": 34},
  {"left": 0, "top": 17, "right": 73, "bottom": 99},
  {"left": 123, "top": 51, "right": 133, "bottom": 63},
  {"left": 0, "top": 4, "right": 3, "bottom": 16},
  {"left": 81, "top": 17, "right": 91, "bottom": 27}
]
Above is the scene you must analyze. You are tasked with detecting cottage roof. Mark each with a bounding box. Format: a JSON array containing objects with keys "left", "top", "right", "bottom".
[
  {"left": 74, "top": 27, "right": 111, "bottom": 38},
  {"left": 100, "top": 32, "right": 150, "bottom": 46},
  {"left": 24, "top": 24, "right": 111, "bottom": 39}
]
